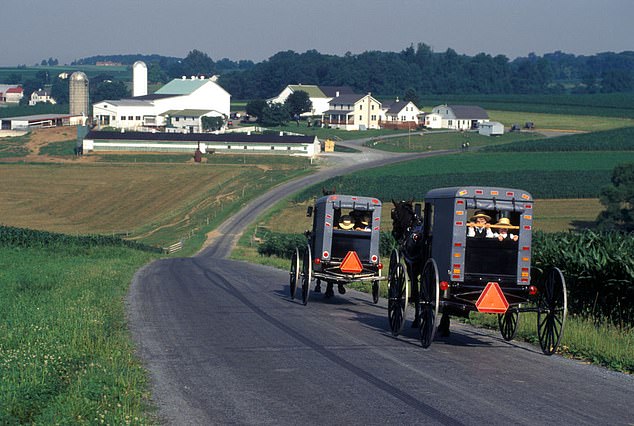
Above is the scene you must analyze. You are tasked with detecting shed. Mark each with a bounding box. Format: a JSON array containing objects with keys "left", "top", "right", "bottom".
[{"left": 478, "top": 121, "right": 504, "bottom": 136}]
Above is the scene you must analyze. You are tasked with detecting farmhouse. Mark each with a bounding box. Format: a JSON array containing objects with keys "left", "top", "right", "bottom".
[
  {"left": 380, "top": 98, "right": 422, "bottom": 129},
  {"left": 92, "top": 76, "right": 230, "bottom": 131},
  {"left": 29, "top": 89, "right": 56, "bottom": 106},
  {"left": 322, "top": 93, "right": 382, "bottom": 131},
  {"left": 82, "top": 131, "right": 321, "bottom": 157},
  {"left": 425, "top": 104, "right": 489, "bottom": 130},
  {"left": 268, "top": 84, "right": 354, "bottom": 117}
]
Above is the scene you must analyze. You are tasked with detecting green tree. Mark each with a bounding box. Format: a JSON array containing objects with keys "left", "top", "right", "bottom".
[
  {"left": 201, "top": 116, "right": 224, "bottom": 131},
  {"left": 403, "top": 87, "right": 419, "bottom": 106},
  {"left": 245, "top": 99, "right": 268, "bottom": 121},
  {"left": 169, "top": 49, "right": 216, "bottom": 78},
  {"left": 148, "top": 62, "right": 168, "bottom": 83},
  {"left": 261, "top": 103, "right": 289, "bottom": 126},
  {"left": 51, "top": 77, "right": 69, "bottom": 104},
  {"left": 284, "top": 90, "right": 312, "bottom": 117},
  {"left": 91, "top": 80, "right": 130, "bottom": 103},
  {"left": 596, "top": 163, "right": 634, "bottom": 232}
]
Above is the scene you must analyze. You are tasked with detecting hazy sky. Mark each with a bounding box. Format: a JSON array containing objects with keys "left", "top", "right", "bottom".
[{"left": 2, "top": 0, "right": 632, "bottom": 66}]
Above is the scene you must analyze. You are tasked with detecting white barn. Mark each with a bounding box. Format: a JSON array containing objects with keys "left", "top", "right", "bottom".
[
  {"left": 92, "top": 76, "right": 230, "bottom": 131},
  {"left": 478, "top": 121, "right": 504, "bottom": 136},
  {"left": 425, "top": 105, "right": 489, "bottom": 130}
]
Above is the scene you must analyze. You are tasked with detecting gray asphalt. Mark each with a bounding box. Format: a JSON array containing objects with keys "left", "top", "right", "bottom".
[{"left": 128, "top": 139, "right": 634, "bottom": 425}]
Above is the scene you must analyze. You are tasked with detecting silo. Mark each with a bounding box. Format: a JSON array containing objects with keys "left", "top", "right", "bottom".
[
  {"left": 132, "top": 61, "right": 148, "bottom": 97},
  {"left": 69, "top": 72, "right": 89, "bottom": 116}
]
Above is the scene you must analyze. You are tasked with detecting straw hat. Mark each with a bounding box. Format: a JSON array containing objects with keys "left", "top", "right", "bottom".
[
  {"left": 339, "top": 215, "right": 354, "bottom": 230},
  {"left": 360, "top": 215, "right": 370, "bottom": 226},
  {"left": 470, "top": 210, "right": 491, "bottom": 222},
  {"left": 496, "top": 217, "right": 512, "bottom": 227}
]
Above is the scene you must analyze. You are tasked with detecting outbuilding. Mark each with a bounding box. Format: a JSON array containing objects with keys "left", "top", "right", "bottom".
[{"left": 478, "top": 121, "right": 504, "bottom": 136}]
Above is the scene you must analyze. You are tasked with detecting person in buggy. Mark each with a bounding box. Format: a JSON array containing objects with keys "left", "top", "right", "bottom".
[{"left": 467, "top": 210, "right": 494, "bottom": 238}]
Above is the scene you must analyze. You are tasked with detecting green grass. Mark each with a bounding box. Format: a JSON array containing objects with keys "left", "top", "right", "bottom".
[
  {"left": 38, "top": 140, "right": 77, "bottom": 156},
  {"left": 366, "top": 130, "right": 541, "bottom": 152},
  {"left": 0, "top": 245, "right": 158, "bottom": 423},
  {"left": 0, "top": 133, "right": 30, "bottom": 158},
  {"left": 467, "top": 313, "right": 633, "bottom": 373}
]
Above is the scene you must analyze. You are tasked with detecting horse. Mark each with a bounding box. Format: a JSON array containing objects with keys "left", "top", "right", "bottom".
[{"left": 391, "top": 199, "right": 426, "bottom": 327}]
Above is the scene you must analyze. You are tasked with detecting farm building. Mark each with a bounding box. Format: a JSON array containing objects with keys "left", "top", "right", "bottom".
[
  {"left": 425, "top": 105, "right": 489, "bottom": 130},
  {"left": 268, "top": 84, "right": 355, "bottom": 117},
  {"left": 82, "top": 131, "right": 321, "bottom": 157},
  {"left": 322, "top": 93, "right": 382, "bottom": 131},
  {"left": 1, "top": 113, "right": 85, "bottom": 130},
  {"left": 380, "top": 98, "right": 423, "bottom": 129},
  {"left": 478, "top": 121, "right": 505, "bottom": 136},
  {"left": 92, "top": 76, "right": 230, "bottom": 131},
  {"left": 0, "top": 85, "right": 23, "bottom": 104}
]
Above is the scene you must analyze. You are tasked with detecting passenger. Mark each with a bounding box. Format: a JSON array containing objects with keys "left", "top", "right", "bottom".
[
  {"left": 494, "top": 217, "right": 519, "bottom": 242},
  {"left": 355, "top": 214, "right": 371, "bottom": 231},
  {"left": 467, "top": 210, "right": 494, "bottom": 238},
  {"left": 338, "top": 215, "right": 355, "bottom": 230}
]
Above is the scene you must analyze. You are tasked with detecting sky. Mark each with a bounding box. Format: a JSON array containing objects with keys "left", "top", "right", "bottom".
[{"left": 2, "top": 0, "right": 633, "bottom": 67}]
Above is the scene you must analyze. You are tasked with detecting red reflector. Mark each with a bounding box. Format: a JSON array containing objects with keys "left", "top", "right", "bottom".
[
  {"left": 476, "top": 189, "right": 483, "bottom": 194},
  {"left": 456, "top": 221, "right": 464, "bottom": 226},
  {"left": 326, "top": 214, "right": 332, "bottom": 219},
  {"left": 529, "top": 285, "right": 538, "bottom": 295},
  {"left": 521, "top": 278, "right": 529, "bottom": 283},
  {"left": 454, "top": 242, "right": 462, "bottom": 247},
  {"left": 325, "top": 222, "right": 331, "bottom": 227},
  {"left": 372, "top": 198, "right": 379, "bottom": 204},
  {"left": 323, "top": 251, "right": 329, "bottom": 258},
  {"left": 524, "top": 225, "right": 532, "bottom": 230},
  {"left": 452, "top": 274, "right": 461, "bottom": 279},
  {"left": 522, "top": 267, "right": 529, "bottom": 272},
  {"left": 525, "top": 204, "right": 532, "bottom": 209},
  {"left": 453, "top": 264, "right": 461, "bottom": 268},
  {"left": 476, "top": 282, "right": 509, "bottom": 313},
  {"left": 371, "top": 255, "right": 378, "bottom": 262},
  {"left": 507, "top": 192, "right": 514, "bottom": 196},
  {"left": 329, "top": 195, "right": 338, "bottom": 200},
  {"left": 314, "top": 258, "right": 321, "bottom": 264},
  {"left": 522, "top": 246, "right": 530, "bottom": 251},
  {"left": 440, "top": 281, "right": 449, "bottom": 291},
  {"left": 378, "top": 263, "right": 383, "bottom": 270},
  {"left": 456, "top": 200, "right": 464, "bottom": 205}
]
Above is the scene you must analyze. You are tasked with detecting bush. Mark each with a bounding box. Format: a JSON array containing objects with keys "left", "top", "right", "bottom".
[{"left": 257, "top": 232, "right": 308, "bottom": 258}]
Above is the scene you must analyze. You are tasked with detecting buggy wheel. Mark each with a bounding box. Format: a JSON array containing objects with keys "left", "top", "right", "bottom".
[
  {"left": 419, "top": 258, "right": 440, "bottom": 348},
  {"left": 537, "top": 267, "right": 567, "bottom": 355},
  {"left": 498, "top": 308, "right": 519, "bottom": 341},
  {"left": 289, "top": 248, "right": 300, "bottom": 299},
  {"left": 372, "top": 281, "right": 380, "bottom": 304},
  {"left": 301, "top": 244, "right": 313, "bottom": 306},
  {"left": 387, "top": 250, "right": 408, "bottom": 336}
]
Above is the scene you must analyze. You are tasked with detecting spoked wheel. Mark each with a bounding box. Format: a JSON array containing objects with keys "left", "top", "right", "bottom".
[
  {"left": 419, "top": 258, "right": 440, "bottom": 348},
  {"left": 301, "top": 244, "right": 313, "bottom": 306},
  {"left": 387, "top": 250, "right": 408, "bottom": 336},
  {"left": 498, "top": 308, "right": 520, "bottom": 341},
  {"left": 289, "top": 247, "right": 300, "bottom": 299},
  {"left": 537, "top": 267, "right": 567, "bottom": 355},
  {"left": 372, "top": 281, "right": 380, "bottom": 304}
]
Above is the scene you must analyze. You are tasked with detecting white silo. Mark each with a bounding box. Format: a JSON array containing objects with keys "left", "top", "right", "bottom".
[
  {"left": 69, "top": 72, "right": 89, "bottom": 116},
  {"left": 133, "top": 61, "right": 148, "bottom": 97}
]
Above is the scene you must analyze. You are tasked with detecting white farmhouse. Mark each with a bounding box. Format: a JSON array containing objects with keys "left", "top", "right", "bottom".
[
  {"left": 29, "top": 89, "right": 57, "bottom": 106},
  {"left": 380, "top": 98, "right": 422, "bottom": 129},
  {"left": 323, "top": 93, "right": 382, "bottom": 131},
  {"left": 92, "top": 76, "right": 230, "bottom": 131},
  {"left": 269, "top": 84, "right": 354, "bottom": 117},
  {"left": 425, "top": 104, "right": 489, "bottom": 130}
]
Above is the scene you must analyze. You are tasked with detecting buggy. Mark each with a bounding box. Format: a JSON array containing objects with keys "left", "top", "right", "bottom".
[
  {"left": 290, "top": 194, "right": 387, "bottom": 305},
  {"left": 388, "top": 187, "right": 567, "bottom": 355}
]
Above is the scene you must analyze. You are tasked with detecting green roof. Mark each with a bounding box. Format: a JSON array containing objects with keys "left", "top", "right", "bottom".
[
  {"left": 155, "top": 78, "right": 208, "bottom": 95},
  {"left": 288, "top": 85, "right": 326, "bottom": 98}
]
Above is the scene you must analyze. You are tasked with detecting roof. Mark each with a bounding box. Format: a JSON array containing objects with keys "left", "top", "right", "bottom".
[
  {"left": 288, "top": 85, "right": 325, "bottom": 98},
  {"left": 382, "top": 100, "right": 417, "bottom": 114},
  {"left": 322, "top": 109, "right": 353, "bottom": 115},
  {"left": 97, "top": 99, "right": 155, "bottom": 107},
  {"left": 155, "top": 78, "right": 209, "bottom": 95},
  {"left": 329, "top": 94, "right": 366, "bottom": 105},
  {"left": 6, "top": 87, "right": 23, "bottom": 94},
  {"left": 0, "top": 113, "right": 74, "bottom": 121},
  {"left": 448, "top": 105, "right": 489, "bottom": 119},
  {"left": 161, "top": 109, "right": 214, "bottom": 117},
  {"left": 315, "top": 194, "right": 382, "bottom": 210},
  {"left": 424, "top": 186, "right": 532, "bottom": 202},
  {"left": 85, "top": 130, "right": 317, "bottom": 145},
  {"left": 319, "top": 86, "right": 354, "bottom": 97},
  {"left": 132, "top": 94, "right": 177, "bottom": 101}
]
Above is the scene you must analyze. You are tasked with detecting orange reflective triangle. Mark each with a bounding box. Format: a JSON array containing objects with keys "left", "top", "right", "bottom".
[
  {"left": 340, "top": 251, "right": 363, "bottom": 274},
  {"left": 475, "top": 282, "right": 509, "bottom": 313}
]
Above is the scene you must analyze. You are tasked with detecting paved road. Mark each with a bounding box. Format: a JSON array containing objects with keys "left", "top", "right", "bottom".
[{"left": 128, "top": 140, "right": 634, "bottom": 425}]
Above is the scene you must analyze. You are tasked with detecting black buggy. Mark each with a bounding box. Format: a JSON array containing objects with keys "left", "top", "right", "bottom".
[
  {"left": 289, "top": 194, "right": 387, "bottom": 305},
  {"left": 388, "top": 186, "right": 567, "bottom": 355}
]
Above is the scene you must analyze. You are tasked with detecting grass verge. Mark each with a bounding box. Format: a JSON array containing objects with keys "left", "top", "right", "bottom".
[{"left": 0, "top": 245, "right": 158, "bottom": 423}]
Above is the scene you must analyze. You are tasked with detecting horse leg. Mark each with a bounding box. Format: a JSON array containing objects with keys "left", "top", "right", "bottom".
[{"left": 325, "top": 282, "right": 334, "bottom": 298}]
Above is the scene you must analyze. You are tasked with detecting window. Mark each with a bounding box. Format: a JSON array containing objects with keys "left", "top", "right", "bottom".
[
  {"left": 359, "top": 104, "right": 363, "bottom": 110},
  {"left": 128, "top": 116, "right": 133, "bottom": 120},
  {"left": 287, "top": 146, "right": 291, "bottom": 150},
  {"left": 271, "top": 146, "right": 275, "bottom": 150},
  {"left": 448, "top": 120, "right": 453, "bottom": 126},
  {"left": 121, "top": 116, "right": 126, "bottom": 120},
  {"left": 359, "top": 115, "right": 362, "bottom": 121},
  {"left": 136, "top": 116, "right": 141, "bottom": 120},
  {"left": 371, "top": 115, "right": 376, "bottom": 121},
  {"left": 371, "top": 105, "right": 375, "bottom": 110},
  {"left": 244, "top": 146, "right": 248, "bottom": 149},
  {"left": 227, "top": 145, "right": 231, "bottom": 149}
]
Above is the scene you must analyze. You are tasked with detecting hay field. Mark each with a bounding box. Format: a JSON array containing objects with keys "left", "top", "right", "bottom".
[{"left": 0, "top": 163, "right": 272, "bottom": 239}]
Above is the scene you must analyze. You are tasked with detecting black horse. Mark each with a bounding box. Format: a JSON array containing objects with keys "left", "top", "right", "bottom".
[{"left": 391, "top": 199, "right": 427, "bottom": 327}]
